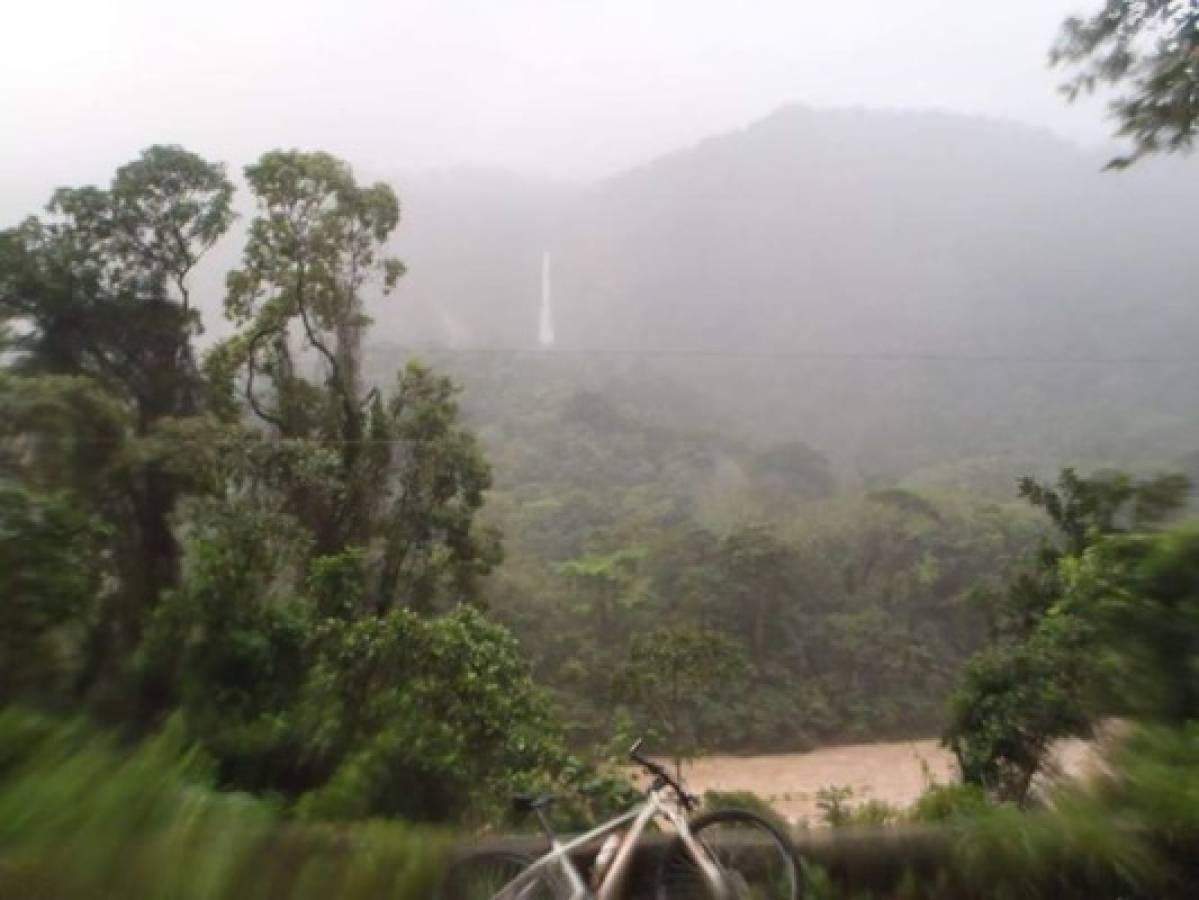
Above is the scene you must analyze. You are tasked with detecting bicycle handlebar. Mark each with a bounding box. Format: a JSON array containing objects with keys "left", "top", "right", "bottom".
[{"left": 628, "top": 739, "right": 698, "bottom": 810}]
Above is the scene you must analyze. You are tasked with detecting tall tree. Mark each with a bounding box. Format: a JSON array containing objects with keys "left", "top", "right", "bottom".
[
  {"left": 614, "top": 623, "right": 748, "bottom": 779},
  {"left": 711, "top": 525, "right": 803, "bottom": 659},
  {"left": 214, "top": 150, "right": 498, "bottom": 612},
  {"left": 0, "top": 146, "right": 234, "bottom": 664},
  {"left": 213, "top": 150, "right": 382, "bottom": 551},
  {"left": 1, "top": 146, "right": 234, "bottom": 418},
  {"left": 221, "top": 150, "right": 403, "bottom": 451}
]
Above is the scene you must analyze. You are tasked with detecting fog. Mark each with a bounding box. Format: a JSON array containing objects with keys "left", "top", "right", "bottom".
[
  {"left": 5, "top": 0, "right": 1107, "bottom": 217},
  {"left": 6, "top": 1, "right": 1189, "bottom": 476}
]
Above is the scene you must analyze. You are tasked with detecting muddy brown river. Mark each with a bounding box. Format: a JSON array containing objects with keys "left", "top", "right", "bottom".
[{"left": 671, "top": 736, "right": 1103, "bottom": 826}]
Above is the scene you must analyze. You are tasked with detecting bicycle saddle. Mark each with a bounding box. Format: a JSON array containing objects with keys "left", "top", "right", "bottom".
[{"left": 511, "top": 793, "right": 556, "bottom": 813}]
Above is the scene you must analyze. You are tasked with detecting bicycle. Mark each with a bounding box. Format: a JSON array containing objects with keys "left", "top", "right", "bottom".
[{"left": 445, "top": 738, "right": 800, "bottom": 900}]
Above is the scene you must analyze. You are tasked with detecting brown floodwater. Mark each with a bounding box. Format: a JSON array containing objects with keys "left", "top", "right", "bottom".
[{"left": 662, "top": 736, "right": 1106, "bottom": 826}]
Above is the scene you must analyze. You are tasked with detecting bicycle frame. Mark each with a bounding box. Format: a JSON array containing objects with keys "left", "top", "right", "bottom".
[{"left": 492, "top": 784, "right": 730, "bottom": 900}]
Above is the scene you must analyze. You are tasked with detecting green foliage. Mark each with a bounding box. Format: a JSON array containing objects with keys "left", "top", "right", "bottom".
[
  {"left": 214, "top": 150, "right": 401, "bottom": 559},
  {"left": 933, "top": 506, "right": 1199, "bottom": 897},
  {"left": 489, "top": 428, "right": 1036, "bottom": 751},
  {"left": 798, "top": 859, "right": 839, "bottom": 900},
  {"left": 907, "top": 783, "right": 991, "bottom": 824},
  {"left": 848, "top": 799, "right": 902, "bottom": 828},
  {"left": 392, "top": 349, "right": 1058, "bottom": 754},
  {"left": 945, "top": 468, "right": 1190, "bottom": 802},
  {"left": 933, "top": 722, "right": 1199, "bottom": 896},
  {"left": 213, "top": 150, "right": 498, "bottom": 612},
  {"left": 0, "top": 145, "right": 233, "bottom": 389},
  {"left": 721, "top": 722, "right": 1199, "bottom": 896},
  {"left": 814, "top": 786, "right": 855, "bottom": 828},
  {"left": 137, "top": 498, "right": 309, "bottom": 782},
  {"left": 945, "top": 621, "right": 1094, "bottom": 802},
  {"left": 0, "top": 708, "right": 448, "bottom": 900},
  {"left": 1018, "top": 468, "right": 1188, "bottom": 557},
  {"left": 813, "top": 785, "right": 905, "bottom": 829},
  {"left": 219, "top": 149, "right": 401, "bottom": 444},
  {"left": 10, "top": 146, "right": 1199, "bottom": 895},
  {"left": 0, "top": 148, "right": 236, "bottom": 715},
  {"left": 0, "top": 373, "right": 129, "bottom": 498},
  {"left": 144, "top": 512, "right": 583, "bottom": 824},
  {"left": 945, "top": 802, "right": 1161, "bottom": 899},
  {"left": 0, "top": 482, "right": 106, "bottom": 703},
  {"left": 866, "top": 488, "right": 943, "bottom": 522},
  {"left": 368, "top": 363, "right": 502, "bottom": 612},
  {"left": 1060, "top": 523, "right": 1199, "bottom": 724},
  {"left": 1053, "top": 0, "right": 1199, "bottom": 166},
  {"left": 1105, "top": 722, "right": 1199, "bottom": 839},
  {"left": 1110, "top": 527, "right": 1199, "bottom": 722},
  {"left": 294, "top": 605, "right": 569, "bottom": 824},
  {"left": 614, "top": 623, "right": 749, "bottom": 772}
]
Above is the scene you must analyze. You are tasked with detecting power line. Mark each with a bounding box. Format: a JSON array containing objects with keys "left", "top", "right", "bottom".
[
  {"left": 1, "top": 436, "right": 452, "bottom": 446},
  {"left": 378, "top": 344, "right": 1199, "bottom": 367}
]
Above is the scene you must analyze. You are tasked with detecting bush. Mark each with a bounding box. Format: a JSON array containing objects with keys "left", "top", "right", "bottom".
[
  {"left": 0, "top": 708, "right": 449, "bottom": 899},
  {"left": 908, "top": 783, "right": 992, "bottom": 824},
  {"left": 815, "top": 786, "right": 855, "bottom": 827},
  {"left": 847, "top": 800, "right": 901, "bottom": 828}
]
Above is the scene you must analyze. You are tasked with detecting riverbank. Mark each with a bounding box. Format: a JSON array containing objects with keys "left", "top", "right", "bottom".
[{"left": 677, "top": 735, "right": 1105, "bottom": 825}]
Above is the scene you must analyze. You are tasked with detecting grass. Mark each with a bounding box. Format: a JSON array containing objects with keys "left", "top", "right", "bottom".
[{"left": 0, "top": 709, "right": 450, "bottom": 899}]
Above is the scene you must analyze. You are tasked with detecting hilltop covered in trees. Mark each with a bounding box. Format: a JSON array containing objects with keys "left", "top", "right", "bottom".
[{"left": 373, "top": 105, "right": 1199, "bottom": 476}]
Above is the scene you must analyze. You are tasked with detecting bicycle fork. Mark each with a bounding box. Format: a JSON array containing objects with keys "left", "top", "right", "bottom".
[
  {"left": 672, "top": 821, "right": 735, "bottom": 900},
  {"left": 595, "top": 796, "right": 732, "bottom": 900}
]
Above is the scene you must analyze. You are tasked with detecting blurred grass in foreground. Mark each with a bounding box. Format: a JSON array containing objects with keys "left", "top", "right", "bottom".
[
  {"left": 4, "top": 706, "right": 1199, "bottom": 898},
  {"left": 876, "top": 725, "right": 1199, "bottom": 898},
  {"left": 0, "top": 709, "right": 449, "bottom": 899}
]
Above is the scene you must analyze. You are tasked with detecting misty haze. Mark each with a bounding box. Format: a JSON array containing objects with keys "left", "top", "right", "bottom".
[{"left": 4, "top": 2, "right": 1199, "bottom": 898}]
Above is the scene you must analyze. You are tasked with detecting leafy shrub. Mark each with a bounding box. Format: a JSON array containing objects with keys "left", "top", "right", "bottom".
[
  {"left": 908, "top": 783, "right": 992, "bottom": 824},
  {"left": 815, "top": 786, "right": 855, "bottom": 827},
  {"left": 847, "top": 800, "right": 901, "bottom": 828}
]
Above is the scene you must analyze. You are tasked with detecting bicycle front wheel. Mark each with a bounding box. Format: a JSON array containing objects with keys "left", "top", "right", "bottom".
[{"left": 656, "top": 808, "right": 801, "bottom": 900}]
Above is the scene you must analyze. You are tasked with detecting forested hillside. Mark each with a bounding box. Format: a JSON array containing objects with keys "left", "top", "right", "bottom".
[
  {"left": 351, "top": 346, "right": 1035, "bottom": 751},
  {"left": 10, "top": 106, "right": 1196, "bottom": 473},
  {"left": 355, "top": 107, "right": 1199, "bottom": 752},
  {"left": 378, "top": 106, "right": 1199, "bottom": 474}
]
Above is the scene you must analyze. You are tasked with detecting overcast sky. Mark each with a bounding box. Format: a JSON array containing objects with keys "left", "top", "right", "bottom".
[{"left": 3, "top": 0, "right": 1111, "bottom": 219}]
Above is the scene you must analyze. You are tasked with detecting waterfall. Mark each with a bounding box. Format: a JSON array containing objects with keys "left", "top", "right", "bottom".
[{"left": 538, "top": 249, "right": 555, "bottom": 347}]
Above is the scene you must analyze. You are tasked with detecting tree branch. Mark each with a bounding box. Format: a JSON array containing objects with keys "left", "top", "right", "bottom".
[
  {"left": 244, "top": 325, "right": 287, "bottom": 432},
  {"left": 293, "top": 265, "right": 361, "bottom": 440}
]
